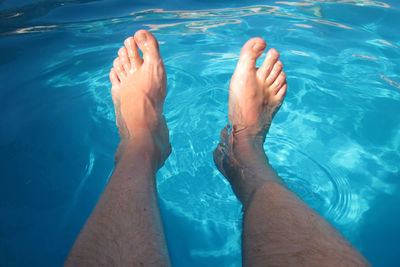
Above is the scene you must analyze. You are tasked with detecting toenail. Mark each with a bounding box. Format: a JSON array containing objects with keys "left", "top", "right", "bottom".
[
  {"left": 252, "top": 42, "right": 265, "bottom": 52},
  {"left": 267, "top": 49, "right": 279, "bottom": 58},
  {"left": 127, "top": 38, "right": 134, "bottom": 48},
  {"left": 138, "top": 32, "right": 147, "bottom": 42}
]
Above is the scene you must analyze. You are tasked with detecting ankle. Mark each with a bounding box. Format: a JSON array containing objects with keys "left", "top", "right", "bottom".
[
  {"left": 116, "top": 129, "right": 171, "bottom": 170},
  {"left": 231, "top": 160, "right": 285, "bottom": 207},
  {"left": 230, "top": 127, "right": 268, "bottom": 168},
  {"left": 116, "top": 130, "right": 155, "bottom": 159},
  {"left": 223, "top": 126, "right": 286, "bottom": 206}
]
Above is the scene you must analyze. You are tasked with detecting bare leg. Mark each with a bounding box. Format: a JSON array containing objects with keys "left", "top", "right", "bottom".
[
  {"left": 213, "top": 38, "right": 370, "bottom": 266},
  {"left": 65, "top": 30, "right": 171, "bottom": 266}
]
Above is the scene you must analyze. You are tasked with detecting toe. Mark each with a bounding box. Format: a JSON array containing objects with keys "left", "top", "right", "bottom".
[
  {"left": 257, "top": 48, "right": 280, "bottom": 81},
  {"left": 118, "top": 47, "right": 131, "bottom": 74},
  {"left": 265, "top": 60, "right": 283, "bottom": 86},
  {"left": 113, "top": 57, "right": 127, "bottom": 80},
  {"left": 124, "top": 36, "right": 143, "bottom": 69},
  {"left": 110, "top": 68, "right": 120, "bottom": 89},
  {"left": 237, "top": 37, "right": 266, "bottom": 70},
  {"left": 271, "top": 71, "right": 287, "bottom": 94},
  {"left": 276, "top": 82, "right": 287, "bottom": 99},
  {"left": 134, "top": 29, "right": 161, "bottom": 62}
]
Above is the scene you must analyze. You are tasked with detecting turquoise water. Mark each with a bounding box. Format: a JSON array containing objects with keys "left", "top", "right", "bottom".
[{"left": 1, "top": 0, "right": 400, "bottom": 266}]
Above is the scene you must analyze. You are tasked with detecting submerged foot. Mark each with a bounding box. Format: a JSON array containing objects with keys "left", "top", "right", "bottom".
[
  {"left": 228, "top": 37, "right": 287, "bottom": 140},
  {"left": 213, "top": 38, "right": 287, "bottom": 204},
  {"left": 109, "top": 30, "right": 171, "bottom": 166}
]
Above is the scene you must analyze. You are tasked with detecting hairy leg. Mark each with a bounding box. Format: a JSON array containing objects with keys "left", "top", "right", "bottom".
[
  {"left": 65, "top": 30, "right": 171, "bottom": 266},
  {"left": 214, "top": 38, "right": 370, "bottom": 266}
]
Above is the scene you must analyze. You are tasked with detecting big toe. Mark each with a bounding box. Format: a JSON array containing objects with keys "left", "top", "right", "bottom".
[
  {"left": 134, "top": 29, "right": 161, "bottom": 61},
  {"left": 237, "top": 37, "right": 266, "bottom": 70},
  {"left": 124, "top": 36, "right": 143, "bottom": 69}
]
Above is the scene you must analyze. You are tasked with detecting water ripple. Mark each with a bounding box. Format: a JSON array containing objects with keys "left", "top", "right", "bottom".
[
  {"left": 266, "top": 135, "right": 356, "bottom": 224},
  {"left": 2, "top": 2, "right": 380, "bottom": 36},
  {"left": 1, "top": 1, "right": 398, "bottom": 265}
]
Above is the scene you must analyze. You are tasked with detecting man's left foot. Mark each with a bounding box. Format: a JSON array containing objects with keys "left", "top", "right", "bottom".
[{"left": 109, "top": 30, "right": 171, "bottom": 166}]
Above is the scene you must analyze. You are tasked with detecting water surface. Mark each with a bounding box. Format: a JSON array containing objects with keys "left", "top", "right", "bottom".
[{"left": 1, "top": 0, "right": 399, "bottom": 266}]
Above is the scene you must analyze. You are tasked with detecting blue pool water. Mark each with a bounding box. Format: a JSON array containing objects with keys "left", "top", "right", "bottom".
[{"left": 1, "top": 0, "right": 400, "bottom": 266}]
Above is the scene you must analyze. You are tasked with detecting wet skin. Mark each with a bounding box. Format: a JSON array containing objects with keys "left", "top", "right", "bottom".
[
  {"left": 213, "top": 37, "right": 370, "bottom": 266},
  {"left": 65, "top": 30, "right": 171, "bottom": 266},
  {"left": 65, "top": 30, "right": 370, "bottom": 267}
]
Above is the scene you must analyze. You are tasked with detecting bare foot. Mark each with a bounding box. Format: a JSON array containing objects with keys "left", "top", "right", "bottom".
[
  {"left": 213, "top": 38, "right": 287, "bottom": 205},
  {"left": 229, "top": 37, "right": 287, "bottom": 141},
  {"left": 109, "top": 30, "right": 171, "bottom": 167}
]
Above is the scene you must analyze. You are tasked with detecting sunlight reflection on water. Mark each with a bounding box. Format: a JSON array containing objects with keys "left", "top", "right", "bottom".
[{"left": 1, "top": 0, "right": 399, "bottom": 265}]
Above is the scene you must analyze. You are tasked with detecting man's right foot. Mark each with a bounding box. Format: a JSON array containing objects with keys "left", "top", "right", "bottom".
[
  {"left": 228, "top": 37, "right": 287, "bottom": 140},
  {"left": 213, "top": 38, "right": 287, "bottom": 205}
]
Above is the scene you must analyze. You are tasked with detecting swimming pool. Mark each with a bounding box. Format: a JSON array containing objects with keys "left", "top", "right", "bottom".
[{"left": 1, "top": 0, "right": 399, "bottom": 266}]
